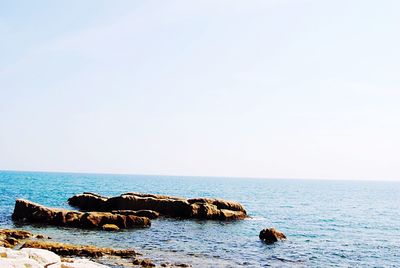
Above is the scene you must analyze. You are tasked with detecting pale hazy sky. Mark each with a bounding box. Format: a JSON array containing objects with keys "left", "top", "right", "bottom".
[{"left": 1, "top": 0, "right": 400, "bottom": 180}]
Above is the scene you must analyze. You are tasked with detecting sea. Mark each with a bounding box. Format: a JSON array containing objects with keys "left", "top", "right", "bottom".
[{"left": 0, "top": 170, "right": 399, "bottom": 267}]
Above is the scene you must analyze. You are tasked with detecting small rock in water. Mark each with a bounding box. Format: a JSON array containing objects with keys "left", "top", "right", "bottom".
[
  {"left": 101, "top": 224, "right": 120, "bottom": 231},
  {"left": 173, "top": 263, "right": 192, "bottom": 267},
  {"left": 35, "top": 234, "right": 51, "bottom": 239},
  {"left": 259, "top": 227, "right": 287, "bottom": 243},
  {"left": 133, "top": 258, "right": 156, "bottom": 267}
]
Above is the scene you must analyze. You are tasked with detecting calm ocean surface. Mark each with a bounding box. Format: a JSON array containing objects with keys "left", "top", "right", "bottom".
[{"left": 0, "top": 171, "right": 399, "bottom": 267}]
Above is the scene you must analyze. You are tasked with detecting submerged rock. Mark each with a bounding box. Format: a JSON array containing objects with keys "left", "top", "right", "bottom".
[
  {"left": 259, "top": 228, "right": 287, "bottom": 243},
  {"left": 68, "top": 192, "right": 247, "bottom": 220},
  {"left": 12, "top": 199, "right": 151, "bottom": 229},
  {"left": 132, "top": 257, "right": 155, "bottom": 267}
]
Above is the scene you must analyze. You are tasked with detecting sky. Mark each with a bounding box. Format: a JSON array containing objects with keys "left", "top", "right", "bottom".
[{"left": 1, "top": 0, "right": 400, "bottom": 180}]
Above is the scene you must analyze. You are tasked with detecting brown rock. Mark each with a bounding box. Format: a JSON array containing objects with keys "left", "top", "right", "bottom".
[
  {"left": 35, "top": 234, "right": 51, "bottom": 239},
  {"left": 133, "top": 258, "right": 155, "bottom": 267},
  {"left": 1, "top": 228, "right": 142, "bottom": 267},
  {"left": 107, "top": 195, "right": 193, "bottom": 218},
  {"left": 5, "top": 236, "right": 19, "bottom": 246},
  {"left": 0, "top": 229, "right": 46, "bottom": 248},
  {"left": 188, "top": 198, "right": 246, "bottom": 212},
  {"left": 111, "top": 210, "right": 160, "bottom": 219},
  {"left": 102, "top": 224, "right": 120, "bottom": 231},
  {"left": 68, "top": 192, "right": 247, "bottom": 220},
  {"left": 219, "top": 209, "right": 247, "bottom": 220},
  {"left": 68, "top": 192, "right": 108, "bottom": 211},
  {"left": 192, "top": 203, "right": 220, "bottom": 219},
  {"left": 0, "top": 229, "right": 33, "bottom": 239},
  {"left": 259, "top": 228, "right": 287, "bottom": 243},
  {"left": 124, "top": 192, "right": 182, "bottom": 200},
  {"left": 12, "top": 199, "right": 151, "bottom": 229},
  {"left": 22, "top": 240, "right": 137, "bottom": 258}
]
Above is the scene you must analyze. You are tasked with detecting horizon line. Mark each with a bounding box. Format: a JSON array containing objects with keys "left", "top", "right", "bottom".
[{"left": 0, "top": 168, "right": 398, "bottom": 183}]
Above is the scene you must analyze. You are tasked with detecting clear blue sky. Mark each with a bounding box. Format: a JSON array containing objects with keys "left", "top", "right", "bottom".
[{"left": 1, "top": 0, "right": 399, "bottom": 180}]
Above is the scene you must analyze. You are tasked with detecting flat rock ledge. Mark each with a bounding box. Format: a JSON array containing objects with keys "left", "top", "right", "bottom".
[
  {"left": 0, "top": 246, "right": 108, "bottom": 268},
  {"left": 0, "top": 229, "right": 48, "bottom": 248},
  {"left": 22, "top": 240, "right": 137, "bottom": 258},
  {"left": 68, "top": 192, "right": 247, "bottom": 220},
  {"left": 0, "top": 229, "right": 137, "bottom": 267},
  {"left": 12, "top": 199, "right": 151, "bottom": 229}
]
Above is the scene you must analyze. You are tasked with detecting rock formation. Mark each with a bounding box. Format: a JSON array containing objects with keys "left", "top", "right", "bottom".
[
  {"left": 0, "top": 246, "right": 109, "bottom": 268},
  {"left": 259, "top": 228, "right": 287, "bottom": 243},
  {"left": 1, "top": 228, "right": 192, "bottom": 267},
  {"left": 12, "top": 199, "right": 151, "bottom": 229},
  {"left": 68, "top": 192, "right": 247, "bottom": 220},
  {"left": 0, "top": 228, "right": 136, "bottom": 267},
  {"left": 0, "top": 229, "right": 44, "bottom": 248},
  {"left": 21, "top": 240, "right": 137, "bottom": 258}
]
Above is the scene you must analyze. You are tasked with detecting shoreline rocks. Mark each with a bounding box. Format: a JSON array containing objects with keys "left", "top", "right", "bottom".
[
  {"left": 0, "top": 246, "right": 109, "bottom": 268},
  {"left": 21, "top": 240, "right": 137, "bottom": 258},
  {"left": 259, "top": 228, "right": 287, "bottom": 243},
  {"left": 0, "top": 228, "right": 138, "bottom": 267},
  {"left": 0, "top": 229, "right": 38, "bottom": 248},
  {"left": 12, "top": 199, "right": 151, "bottom": 230},
  {"left": 1, "top": 228, "right": 193, "bottom": 267},
  {"left": 68, "top": 192, "right": 247, "bottom": 220},
  {"left": 0, "top": 229, "right": 136, "bottom": 259}
]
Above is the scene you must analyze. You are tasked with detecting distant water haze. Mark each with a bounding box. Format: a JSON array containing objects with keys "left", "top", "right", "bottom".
[{"left": 1, "top": 1, "right": 400, "bottom": 180}]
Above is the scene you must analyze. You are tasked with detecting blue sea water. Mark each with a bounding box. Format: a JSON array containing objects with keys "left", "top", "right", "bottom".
[{"left": 0, "top": 170, "right": 399, "bottom": 267}]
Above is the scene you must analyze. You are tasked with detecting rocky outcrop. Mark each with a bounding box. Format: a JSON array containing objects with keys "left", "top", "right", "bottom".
[
  {"left": 259, "top": 228, "right": 287, "bottom": 243},
  {"left": 12, "top": 199, "right": 151, "bottom": 229},
  {"left": 0, "top": 229, "right": 42, "bottom": 248},
  {"left": 22, "top": 240, "right": 136, "bottom": 258},
  {"left": 0, "top": 229, "right": 115, "bottom": 268},
  {"left": 0, "top": 246, "right": 109, "bottom": 268},
  {"left": 1, "top": 229, "right": 157, "bottom": 267},
  {"left": 68, "top": 192, "right": 108, "bottom": 211},
  {"left": 68, "top": 192, "right": 247, "bottom": 220}
]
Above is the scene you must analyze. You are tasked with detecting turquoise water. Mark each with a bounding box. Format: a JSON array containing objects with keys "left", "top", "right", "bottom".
[{"left": 0, "top": 171, "right": 399, "bottom": 267}]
